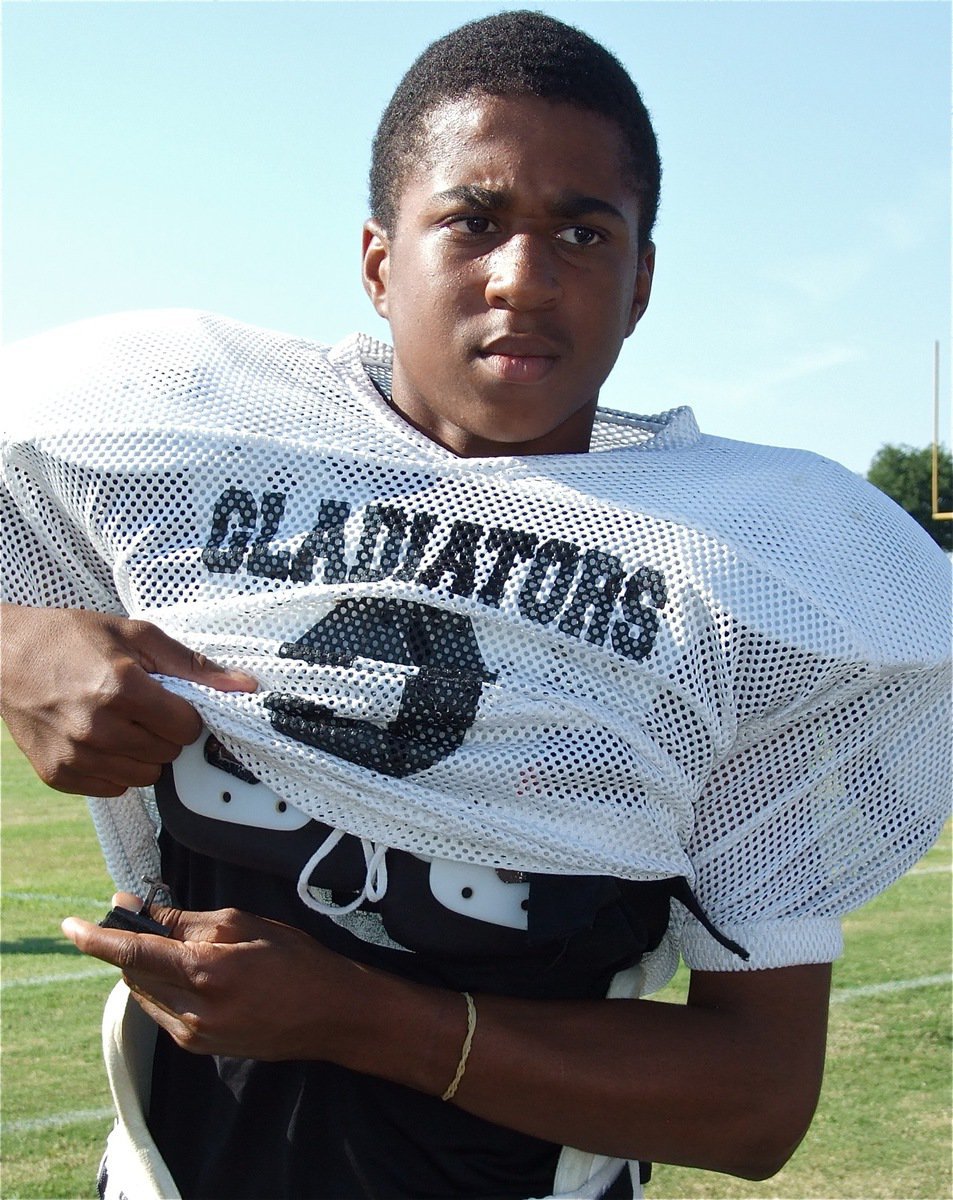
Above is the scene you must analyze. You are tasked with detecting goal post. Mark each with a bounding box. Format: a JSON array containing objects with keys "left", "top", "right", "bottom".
[{"left": 932, "top": 341, "right": 952, "bottom": 521}]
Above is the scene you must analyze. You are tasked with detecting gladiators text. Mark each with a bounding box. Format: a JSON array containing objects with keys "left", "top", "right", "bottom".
[{"left": 202, "top": 487, "right": 668, "bottom": 661}]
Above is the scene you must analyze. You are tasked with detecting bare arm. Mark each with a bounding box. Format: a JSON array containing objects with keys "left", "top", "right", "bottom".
[
  {"left": 0, "top": 604, "right": 257, "bottom": 795},
  {"left": 3, "top": 604, "right": 829, "bottom": 1177},
  {"left": 62, "top": 900, "right": 830, "bottom": 1180},
  {"left": 444, "top": 960, "right": 830, "bottom": 1178}
]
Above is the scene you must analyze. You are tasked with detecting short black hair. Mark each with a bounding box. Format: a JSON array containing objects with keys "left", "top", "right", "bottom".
[{"left": 369, "top": 10, "right": 662, "bottom": 249}]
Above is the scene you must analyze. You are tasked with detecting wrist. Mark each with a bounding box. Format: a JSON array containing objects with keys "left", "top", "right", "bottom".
[{"left": 327, "top": 958, "right": 465, "bottom": 1098}]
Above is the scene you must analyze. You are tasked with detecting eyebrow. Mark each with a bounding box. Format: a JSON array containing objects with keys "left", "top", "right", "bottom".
[{"left": 431, "top": 184, "right": 626, "bottom": 223}]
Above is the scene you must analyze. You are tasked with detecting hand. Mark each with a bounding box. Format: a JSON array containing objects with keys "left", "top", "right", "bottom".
[
  {"left": 61, "top": 894, "right": 832, "bottom": 1177},
  {"left": 62, "top": 895, "right": 358, "bottom": 1061},
  {"left": 0, "top": 605, "right": 257, "bottom": 796}
]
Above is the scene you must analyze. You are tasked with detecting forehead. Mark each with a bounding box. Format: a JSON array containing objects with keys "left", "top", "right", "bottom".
[{"left": 403, "top": 92, "right": 636, "bottom": 213}]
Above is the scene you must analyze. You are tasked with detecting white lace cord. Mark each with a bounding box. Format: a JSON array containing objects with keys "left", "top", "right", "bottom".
[
  {"left": 362, "top": 839, "right": 389, "bottom": 903},
  {"left": 296, "top": 829, "right": 390, "bottom": 916}
]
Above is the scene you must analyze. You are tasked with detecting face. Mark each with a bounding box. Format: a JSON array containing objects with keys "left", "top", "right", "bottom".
[{"left": 362, "top": 93, "right": 654, "bottom": 458}]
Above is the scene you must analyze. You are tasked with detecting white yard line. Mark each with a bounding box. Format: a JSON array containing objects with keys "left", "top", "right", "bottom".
[
  {"left": 4, "top": 1107, "right": 114, "bottom": 1134},
  {"left": 1, "top": 965, "right": 117, "bottom": 990},
  {"left": 2, "top": 891, "right": 109, "bottom": 906},
  {"left": 830, "top": 973, "right": 951, "bottom": 1002}
]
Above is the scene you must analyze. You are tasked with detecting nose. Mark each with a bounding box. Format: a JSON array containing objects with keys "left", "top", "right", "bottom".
[{"left": 484, "top": 234, "right": 561, "bottom": 312}]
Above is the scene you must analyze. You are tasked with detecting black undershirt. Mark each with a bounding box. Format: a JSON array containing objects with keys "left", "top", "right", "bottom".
[{"left": 144, "top": 754, "right": 669, "bottom": 1199}]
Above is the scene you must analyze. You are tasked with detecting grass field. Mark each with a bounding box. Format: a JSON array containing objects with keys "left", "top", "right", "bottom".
[{"left": 1, "top": 722, "right": 950, "bottom": 1200}]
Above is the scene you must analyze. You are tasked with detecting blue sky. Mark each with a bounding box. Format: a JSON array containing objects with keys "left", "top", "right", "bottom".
[{"left": 3, "top": 0, "right": 949, "bottom": 474}]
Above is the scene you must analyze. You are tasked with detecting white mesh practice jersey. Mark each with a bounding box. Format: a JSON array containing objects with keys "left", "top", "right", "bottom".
[{"left": 3, "top": 309, "right": 950, "bottom": 988}]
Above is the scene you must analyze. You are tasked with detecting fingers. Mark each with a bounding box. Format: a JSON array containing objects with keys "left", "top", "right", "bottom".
[
  {"left": 67, "top": 903, "right": 257, "bottom": 960},
  {"left": 63, "top": 903, "right": 346, "bottom": 1060},
  {"left": 61, "top": 915, "right": 181, "bottom": 974},
  {"left": 1, "top": 607, "right": 258, "bottom": 796},
  {"left": 125, "top": 986, "right": 197, "bottom": 1046},
  {"left": 95, "top": 663, "right": 206, "bottom": 749},
  {"left": 43, "top": 767, "right": 153, "bottom": 798},
  {"left": 61, "top": 907, "right": 260, "bottom": 1049},
  {"left": 61, "top": 912, "right": 219, "bottom": 1018},
  {"left": 129, "top": 621, "right": 258, "bottom": 694},
  {"left": 89, "top": 642, "right": 249, "bottom": 747},
  {"left": 62, "top": 915, "right": 208, "bottom": 1046},
  {"left": 147, "top": 904, "right": 260, "bottom": 946},
  {"left": 33, "top": 694, "right": 188, "bottom": 793}
]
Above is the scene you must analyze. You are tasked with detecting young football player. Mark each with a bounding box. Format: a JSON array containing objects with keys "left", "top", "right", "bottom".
[{"left": 2, "top": 12, "right": 949, "bottom": 1200}]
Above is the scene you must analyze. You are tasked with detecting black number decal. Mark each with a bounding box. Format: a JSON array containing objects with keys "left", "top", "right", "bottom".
[{"left": 264, "top": 599, "right": 497, "bottom": 778}]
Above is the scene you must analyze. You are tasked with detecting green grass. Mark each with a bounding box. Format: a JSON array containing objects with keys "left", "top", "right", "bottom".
[
  {"left": 647, "top": 833, "right": 953, "bottom": 1199},
  {"left": 1, "top": 724, "right": 950, "bottom": 1199},
  {"left": 1, "top": 727, "right": 117, "bottom": 1200}
]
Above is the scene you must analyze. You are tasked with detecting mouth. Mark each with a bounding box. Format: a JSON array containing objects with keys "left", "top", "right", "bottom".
[{"left": 477, "top": 336, "right": 561, "bottom": 384}]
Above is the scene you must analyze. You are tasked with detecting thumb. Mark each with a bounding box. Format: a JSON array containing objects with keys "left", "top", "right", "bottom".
[{"left": 130, "top": 622, "right": 258, "bottom": 693}]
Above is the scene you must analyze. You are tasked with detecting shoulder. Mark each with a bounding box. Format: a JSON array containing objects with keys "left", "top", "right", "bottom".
[
  {"left": 691, "top": 431, "right": 945, "bottom": 563},
  {"left": 1, "top": 310, "right": 342, "bottom": 436},
  {"left": 584, "top": 425, "right": 948, "bottom": 665},
  {"left": 2, "top": 309, "right": 220, "bottom": 429},
  {"left": 2, "top": 308, "right": 339, "bottom": 382},
  {"left": 692, "top": 434, "right": 951, "bottom": 664},
  {"left": 4, "top": 308, "right": 216, "bottom": 374}
]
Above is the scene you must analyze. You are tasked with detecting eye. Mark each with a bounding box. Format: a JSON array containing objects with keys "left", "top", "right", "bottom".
[
  {"left": 555, "top": 225, "right": 603, "bottom": 246},
  {"left": 446, "top": 215, "right": 498, "bottom": 235}
]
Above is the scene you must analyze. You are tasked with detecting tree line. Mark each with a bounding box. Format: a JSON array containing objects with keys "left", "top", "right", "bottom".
[{"left": 866, "top": 444, "right": 952, "bottom": 552}]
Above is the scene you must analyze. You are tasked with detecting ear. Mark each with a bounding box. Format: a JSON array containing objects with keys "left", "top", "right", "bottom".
[
  {"left": 362, "top": 219, "right": 392, "bottom": 320},
  {"left": 625, "top": 241, "right": 655, "bottom": 337}
]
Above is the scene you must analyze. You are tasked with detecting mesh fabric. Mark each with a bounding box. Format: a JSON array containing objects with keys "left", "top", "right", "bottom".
[{"left": 3, "top": 309, "right": 949, "bottom": 989}]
